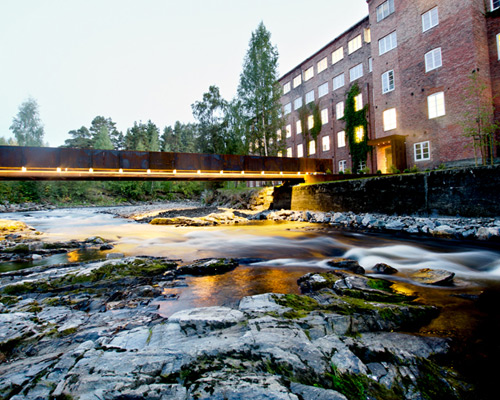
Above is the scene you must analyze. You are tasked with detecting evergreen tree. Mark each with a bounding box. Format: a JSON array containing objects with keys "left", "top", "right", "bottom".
[
  {"left": 89, "top": 116, "right": 122, "bottom": 149},
  {"left": 0, "top": 136, "right": 17, "bottom": 146},
  {"left": 93, "top": 126, "right": 114, "bottom": 150},
  {"left": 161, "top": 122, "right": 199, "bottom": 153},
  {"left": 63, "top": 126, "right": 93, "bottom": 148},
  {"left": 124, "top": 121, "right": 160, "bottom": 151},
  {"left": 237, "top": 22, "right": 282, "bottom": 156},
  {"left": 9, "top": 98, "right": 45, "bottom": 146}
]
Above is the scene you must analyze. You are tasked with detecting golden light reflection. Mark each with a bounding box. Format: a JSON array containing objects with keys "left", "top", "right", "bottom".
[
  {"left": 391, "top": 282, "right": 417, "bottom": 297},
  {"left": 66, "top": 250, "right": 82, "bottom": 263}
]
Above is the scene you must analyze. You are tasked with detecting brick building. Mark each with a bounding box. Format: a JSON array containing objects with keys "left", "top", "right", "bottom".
[{"left": 279, "top": 0, "right": 500, "bottom": 173}]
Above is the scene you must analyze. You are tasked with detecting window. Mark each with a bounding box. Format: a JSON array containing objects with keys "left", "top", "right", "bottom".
[
  {"left": 286, "top": 147, "right": 292, "bottom": 158},
  {"left": 294, "top": 97, "right": 303, "bottom": 110},
  {"left": 364, "top": 28, "right": 371, "bottom": 43},
  {"left": 414, "top": 141, "right": 430, "bottom": 161},
  {"left": 286, "top": 124, "right": 292, "bottom": 138},
  {"left": 304, "top": 66, "right": 314, "bottom": 81},
  {"left": 354, "top": 126, "right": 364, "bottom": 143},
  {"left": 333, "top": 73, "right": 345, "bottom": 90},
  {"left": 296, "top": 120, "right": 302, "bottom": 135},
  {"left": 277, "top": 129, "right": 282, "bottom": 140},
  {"left": 321, "top": 108, "right": 328, "bottom": 125},
  {"left": 318, "top": 82, "right": 329, "bottom": 98},
  {"left": 425, "top": 48, "right": 442, "bottom": 72},
  {"left": 284, "top": 103, "right": 291, "bottom": 115},
  {"left": 317, "top": 57, "right": 328, "bottom": 73},
  {"left": 337, "top": 131, "right": 346, "bottom": 147},
  {"left": 383, "top": 108, "right": 397, "bottom": 131},
  {"left": 336, "top": 101, "right": 344, "bottom": 119},
  {"left": 293, "top": 74, "right": 302, "bottom": 88},
  {"left": 379, "top": 31, "right": 397, "bottom": 55},
  {"left": 349, "top": 63, "right": 363, "bottom": 82},
  {"left": 493, "top": 0, "right": 500, "bottom": 11},
  {"left": 278, "top": 151, "right": 283, "bottom": 157},
  {"left": 332, "top": 47, "right": 344, "bottom": 64},
  {"left": 368, "top": 57, "right": 373, "bottom": 73},
  {"left": 283, "top": 82, "right": 291, "bottom": 94},
  {"left": 428, "top": 92, "right": 445, "bottom": 118},
  {"left": 422, "top": 7, "right": 439, "bottom": 32},
  {"left": 339, "top": 160, "right": 347, "bottom": 172},
  {"left": 322, "top": 136, "right": 330, "bottom": 152},
  {"left": 377, "top": 0, "right": 395, "bottom": 22},
  {"left": 309, "top": 140, "right": 316, "bottom": 155},
  {"left": 382, "top": 70, "right": 395, "bottom": 93},
  {"left": 354, "top": 93, "right": 363, "bottom": 111},
  {"left": 307, "top": 115, "right": 314, "bottom": 130},
  {"left": 497, "top": 33, "right": 500, "bottom": 60},
  {"left": 348, "top": 35, "right": 362, "bottom": 54},
  {"left": 297, "top": 144, "right": 304, "bottom": 158},
  {"left": 358, "top": 161, "right": 366, "bottom": 172},
  {"left": 305, "top": 90, "right": 315, "bottom": 104}
]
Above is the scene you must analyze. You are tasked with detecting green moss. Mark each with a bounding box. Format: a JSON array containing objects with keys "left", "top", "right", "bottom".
[
  {"left": 272, "top": 293, "right": 320, "bottom": 318},
  {"left": 366, "top": 278, "right": 393, "bottom": 292},
  {"left": 0, "top": 294, "right": 20, "bottom": 306},
  {"left": 4, "top": 244, "right": 30, "bottom": 254},
  {"left": 58, "top": 327, "right": 78, "bottom": 337},
  {"left": 3, "top": 281, "right": 48, "bottom": 295}
]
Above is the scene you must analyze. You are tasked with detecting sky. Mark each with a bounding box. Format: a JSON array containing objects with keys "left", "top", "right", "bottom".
[{"left": 0, "top": 0, "right": 368, "bottom": 147}]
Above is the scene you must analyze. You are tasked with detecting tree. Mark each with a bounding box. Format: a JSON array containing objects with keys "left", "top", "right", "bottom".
[
  {"left": 63, "top": 126, "right": 93, "bottom": 148},
  {"left": 0, "top": 136, "right": 17, "bottom": 146},
  {"left": 124, "top": 120, "right": 160, "bottom": 151},
  {"left": 9, "top": 98, "right": 45, "bottom": 146},
  {"left": 237, "top": 22, "right": 282, "bottom": 156},
  {"left": 89, "top": 116, "right": 123, "bottom": 150},
  {"left": 161, "top": 122, "right": 199, "bottom": 153},
  {"left": 461, "top": 71, "right": 498, "bottom": 166},
  {"left": 93, "top": 126, "right": 114, "bottom": 150}
]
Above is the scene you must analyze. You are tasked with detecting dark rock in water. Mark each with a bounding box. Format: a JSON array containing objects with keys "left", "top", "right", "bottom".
[
  {"left": 326, "top": 258, "right": 365, "bottom": 274},
  {"left": 410, "top": 268, "right": 455, "bottom": 285},
  {"left": 176, "top": 258, "right": 239, "bottom": 276},
  {"left": 100, "top": 244, "right": 114, "bottom": 251},
  {"left": 372, "top": 263, "right": 398, "bottom": 275}
]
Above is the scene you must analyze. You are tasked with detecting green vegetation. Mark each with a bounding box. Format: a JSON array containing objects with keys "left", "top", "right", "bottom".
[{"left": 9, "top": 98, "right": 45, "bottom": 147}]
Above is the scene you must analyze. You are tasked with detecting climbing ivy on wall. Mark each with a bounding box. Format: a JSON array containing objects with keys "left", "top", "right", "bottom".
[
  {"left": 298, "top": 101, "right": 322, "bottom": 157},
  {"left": 341, "top": 83, "right": 370, "bottom": 172}
]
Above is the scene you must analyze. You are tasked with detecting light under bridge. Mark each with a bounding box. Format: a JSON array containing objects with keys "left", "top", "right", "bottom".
[{"left": 0, "top": 146, "right": 333, "bottom": 183}]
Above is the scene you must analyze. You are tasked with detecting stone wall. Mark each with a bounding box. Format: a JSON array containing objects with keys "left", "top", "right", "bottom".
[{"left": 273, "top": 165, "right": 500, "bottom": 217}]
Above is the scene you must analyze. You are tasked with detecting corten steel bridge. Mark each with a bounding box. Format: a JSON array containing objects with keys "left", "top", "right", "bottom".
[{"left": 0, "top": 146, "right": 332, "bottom": 183}]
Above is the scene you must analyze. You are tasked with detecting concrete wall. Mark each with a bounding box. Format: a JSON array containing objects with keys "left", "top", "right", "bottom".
[{"left": 273, "top": 165, "right": 500, "bottom": 217}]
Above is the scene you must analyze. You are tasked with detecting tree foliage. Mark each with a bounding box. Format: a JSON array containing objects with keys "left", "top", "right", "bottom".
[
  {"left": 64, "top": 126, "right": 93, "bottom": 148},
  {"left": 90, "top": 116, "right": 123, "bottom": 150},
  {"left": 298, "top": 102, "right": 322, "bottom": 157},
  {"left": 93, "top": 126, "right": 114, "bottom": 150},
  {"left": 161, "top": 122, "right": 198, "bottom": 153},
  {"left": 124, "top": 120, "right": 160, "bottom": 151},
  {"left": 9, "top": 98, "right": 45, "bottom": 146},
  {"left": 237, "top": 22, "right": 282, "bottom": 156}
]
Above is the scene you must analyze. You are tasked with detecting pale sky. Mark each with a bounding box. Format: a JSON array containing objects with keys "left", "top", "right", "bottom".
[{"left": 0, "top": 0, "right": 368, "bottom": 147}]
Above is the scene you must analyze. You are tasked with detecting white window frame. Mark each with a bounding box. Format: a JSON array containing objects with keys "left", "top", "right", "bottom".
[
  {"left": 322, "top": 136, "right": 330, "bottom": 152},
  {"left": 497, "top": 33, "right": 500, "bottom": 60},
  {"left": 336, "top": 101, "right": 344, "bottom": 119},
  {"left": 286, "top": 147, "right": 292, "bottom": 158},
  {"left": 354, "top": 93, "right": 363, "bottom": 112},
  {"left": 277, "top": 129, "right": 281, "bottom": 140},
  {"left": 428, "top": 92, "right": 445, "bottom": 119},
  {"left": 294, "top": 97, "right": 303, "bottom": 110},
  {"left": 425, "top": 48, "right": 442, "bottom": 72},
  {"left": 317, "top": 57, "right": 328, "bottom": 74},
  {"left": 493, "top": 0, "right": 500, "bottom": 11},
  {"left": 422, "top": 7, "right": 439, "bottom": 32},
  {"left": 297, "top": 143, "right": 304, "bottom": 158},
  {"left": 296, "top": 120, "right": 302, "bottom": 135},
  {"left": 337, "top": 131, "right": 346, "bottom": 148},
  {"left": 339, "top": 160, "right": 347, "bottom": 172},
  {"left": 283, "top": 82, "right": 291, "bottom": 94},
  {"left": 284, "top": 103, "right": 291, "bottom": 115},
  {"left": 383, "top": 108, "right": 397, "bottom": 131},
  {"left": 305, "top": 90, "right": 315, "bottom": 104},
  {"left": 382, "top": 70, "right": 395, "bottom": 93},
  {"left": 307, "top": 115, "right": 314, "bottom": 130},
  {"left": 349, "top": 63, "right": 364, "bottom": 82},
  {"left": 318, "top": 82, "right": 329, "bottom": 98},
  {"left": 321, "top": 108, "right": 328, "bottom": 125},
  {"left": 333, "top": 73, "right": 345, "bottom": 90},
  {"left": 414, "top": 141, "right": 430, "bottom": 161},
  {"left": 348, "top": 35, "right": 362, "bottom": 54},
  {"left": 379, "top": 31, "right": 397, "bottom": 55},
  {"left": 368, "top": 57, "right": 373, "bottom": 73},
  {"left": 309, "top": 140, "right": 316, "bottom": 155},
  {"left": 332, "top": 47, "right": 344, "bottom": 64},
  {"left": 304, "top": 66, "right": 314, "bottom": 81},
  {"left": 376, "top": 0, "right": 395, "bottom": 22},
  {"left": 286, "top": 124, "right": 292, "bottom": 138},
  {"left": 293, "top": 74, "right": 302, "bottom": 88}
]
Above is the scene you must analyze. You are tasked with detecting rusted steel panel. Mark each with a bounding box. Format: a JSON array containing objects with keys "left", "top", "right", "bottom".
[
  {"left": 22, "top": 147, "right": 60, "bottom": 168},
  {"left": 0, "top": 145, "right": 23, "bottom": 168},
  {"left": 150, "top": 151, "right": 175, "bottom": 170},
  {"left": 92, "top": 150, "right": 120, "bottom": 170},
  {"left": 60, "top": 148, "right": 92, "bottom": 169},
  {"left": 263, "top": 156, "right": 284, "bottom": 173},
  {"left": 281, "top": 157, "right": 300, "bottom": 172},
  {"left": 202, "top": 153, "right": 224, "bottom": 171},
  {"left": 174, "top": 153, "right": 202, "bottom": 171},
  {"left": 222, "top": 154, "right": 244, "bottom": 171},
  {"left": 243, "top": 155, "right": 264, "bottom": 172},
  {"left": 119, "top": 151, "right": 149, "bottom": 170}
]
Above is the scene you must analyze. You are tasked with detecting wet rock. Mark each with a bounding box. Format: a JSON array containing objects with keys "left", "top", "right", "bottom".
[
  {"left": 385, "top": 220, "right": 405, "bottom": 231},
  {"left": 372, "top": 263, "right": 398, "bottom": 275},
  {"left": 326, "top": 258, "right": 365, "bottom": 274},
  {"left": 100, "top": 243, "right": 114, "bottom": 250},
  {"left": 168, "top": 306, "right": 245, "bottom": 335},
  {"left": 410, "top": 268, "right": 455, "bottom": 285},
  {"left": 176, "top": 258, "right": 239, "bottom": 276},
  {"left": 477, "top": 227, "right": 500, "bottom": 240},
  {"left": 106, "top": 252, "right": 124, "bottom": 259},
  {"left": 430, "top": 225, "right": 456, "bottom": 237}
]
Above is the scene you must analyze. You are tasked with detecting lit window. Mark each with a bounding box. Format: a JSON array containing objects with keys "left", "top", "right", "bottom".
[
  {"left": 354, "top": 93, "right": 363, "bottom": 111},
  {"left": 307, "top": 115, "right": 314, "bottom": 130},
  {"left": 321, "top": 108, "right": 328, "bottom": 125},
  {"left": 333, "top": 73, "right": 345, "bottom": 90},
  {"left": 337, "top": 131, "right": 346, "bottom": 147},
  {"left": 309, "top": 140, "right": 316, "bottom": 155},
  {"left": 286, "top": 147, "right": 292, "bottom": 157},
  {"left": 349, "top": 63, "right": 363, "bottom": 82},
  {"left": 382, "top": 70, "right": 395, "bottom": 93},
  {"left": 296, "top": 120, "right": 302, "bottom": 135},
  {"left": 428, "top": 92, "right": 445, "bottom": 118},
  {"left": 379, "top": 31, "right": 397, "bottom": 55},
  {"left": 497, "top": 33, "right": 500, "bottom": 60},
  {"left": 348, "top": 35, "right": 362, "bottom": 54},
  {"left": 358, "top": 161, "right": 366, "bottom": 172},
  {"left": 283, "top": 82, "right": 291, "bottom": 94},
  {"left": 318, "top": 82, "right": 329, "bottom": 98},
  {"left": 294, "top": 97, "right": 303, "bottom": 110},
  {"left": 278, "top": 151, "right": 283, "bottom": 157},
  {"left": 377, "top": 0, "right": 395, "bottom": 22},
  {"left": 425, "top": 48, "right": 442, "bottom": 72},
  {"left": 322, "top": 136, "right": 330, "bottom": 152},
  {"left": 494, "top": 0, "right": 500, "bottom": 11},
  {"left": 284, "top": 103, "right": 291, "bottom": 115},
  {"left": 368, "top": 57, "right": 373, "bottom": 72},
  {"left": 304, "top": 66, "right": 314, "bottom": 81},
  {"left": 332, "top": 47, "right": 344, "bottom": 64},
  {"left": 354, "top": 126, "right": 364, "bottom": 143},
  {"left": 383, "top": 108, "right": 397, "bottom": 131},
  {"left": 336, "top": 101, "right": 344, "bottom": 119},
  {"left": 305, "top": 90, "right": 315, "bottom": 104},
  {"left": 297, "top": 144, "right": 304, "bottom": 158},
  {"left": 317, "top": 57, "right": 328, "bottom": 74},
  {"left": 286, "top": 124, "right": 292, "bottom": 138},
  {"left": 414, "top": 141, "right": 430, "bottom": 161},
  {"left": 293, "top": 74, "right": 302, "bottom": 88},
  {"left": 364, "top": 28, "right": 371, "bottom": 43},
  {"left": 339, "top": 160, "right": 347, "bottom": 172},
  {"left": 422, "top": 7, "right": 439, "bottom": 32},
  {"left": 277, "top": 129, "right": 282, "bottom": 140}
]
